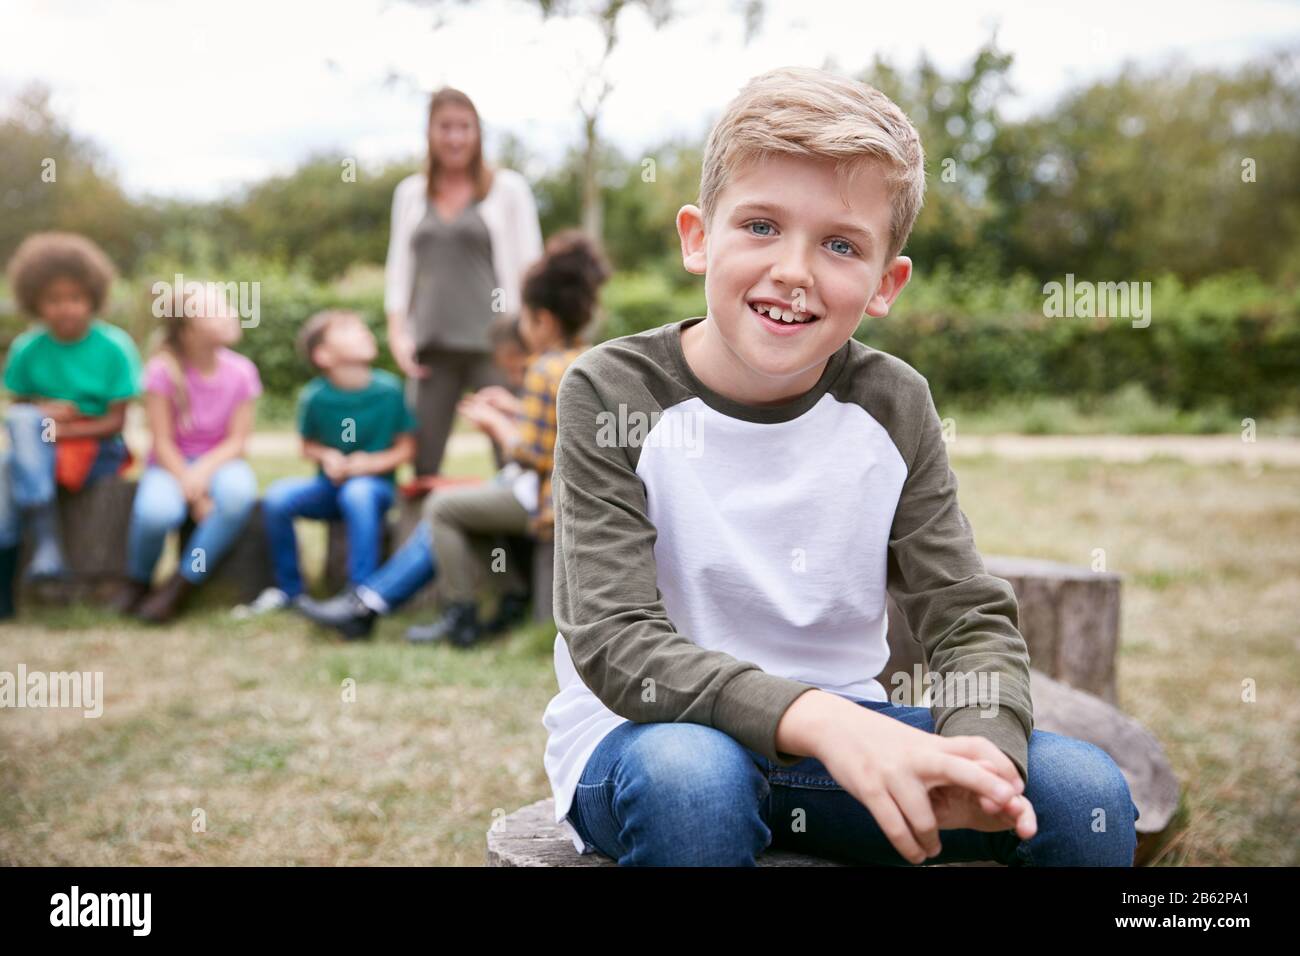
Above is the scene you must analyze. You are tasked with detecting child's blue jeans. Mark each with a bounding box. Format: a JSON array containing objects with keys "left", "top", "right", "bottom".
[
  {"left": 0, "top": 403, "right": 128, "bottom": 549},
  {"left": 126, "top": 460, "right": 259, "bottom": 585},
  {"left": 568, "top": 698, "right": 1141, "bottom": 866},
  {"left": 261, "top": 473, "right": 395, "bottom": 597},
  {"left": 356, "top": 520, "right": 437, "bottom": 610}
]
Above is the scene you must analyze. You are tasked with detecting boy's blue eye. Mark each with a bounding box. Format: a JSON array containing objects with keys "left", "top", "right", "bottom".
[
  {"left": 747, "top": 221, "right": 774, "bottom": 237},
  {"left": 828, "top": 238, "right": 856, "bottom": 256}
]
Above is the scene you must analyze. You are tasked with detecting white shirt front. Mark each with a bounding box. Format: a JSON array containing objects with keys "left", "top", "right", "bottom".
[{"left": 542, "top": 392, "right": 909, "bottom": 853}]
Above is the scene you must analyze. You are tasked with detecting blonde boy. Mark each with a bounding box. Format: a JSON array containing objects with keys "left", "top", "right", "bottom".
[{"left": 541, "top": 66, "right": 1139, "bottom": 866}]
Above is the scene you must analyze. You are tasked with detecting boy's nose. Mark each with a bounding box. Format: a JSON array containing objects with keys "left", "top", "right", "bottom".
[{"left": 769, "top": 248, "right": 814, "bottom": 289}]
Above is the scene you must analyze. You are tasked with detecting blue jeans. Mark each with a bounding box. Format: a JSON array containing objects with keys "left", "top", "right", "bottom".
[
  {"left": 0, "top": 403, "right": 128, "bottom": 549},
  {"left": 358, "top": 520, "right": 438, "bottom": 610},
  {"left": 262, "top": 473, "right": 395, "bottom": 597},
  {"left": 568, "top": 698, "right": 1141, "bottom": 866},
  {"left": 125, "top": 460, "right": 259, "bottom": 584}
]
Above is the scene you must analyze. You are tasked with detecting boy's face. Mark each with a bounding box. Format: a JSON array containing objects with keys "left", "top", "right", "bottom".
[
  {"left": 677, "top": 153, "right": 912, "bottom": 399},
  {"left": 315, "top": 315, "right": 377, "bottom": 369},
  {"left": 38, "top": 276, "right": 95, "bottom": 341},
  {"left": 493, "top": 339, "right": 529, "bottom": 390}
]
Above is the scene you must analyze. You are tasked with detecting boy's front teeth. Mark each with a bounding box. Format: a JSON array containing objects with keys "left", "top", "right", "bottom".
[{"left": 754, "top": 303, "right": 814, "bottom": 323}]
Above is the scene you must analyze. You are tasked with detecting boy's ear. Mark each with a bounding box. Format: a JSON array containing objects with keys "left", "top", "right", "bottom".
[
  {"left": 677, "top": 204, "right": 707, "bottom": 276},
  {"left": 864, "top": 256, "right": 913, "bottom": 319}
]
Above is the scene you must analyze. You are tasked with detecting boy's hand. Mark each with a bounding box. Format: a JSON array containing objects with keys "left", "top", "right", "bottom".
[
  {"left": 930, "top": 756, "right": 1037, "bottom": 839},
  {"left": 778, "top": 690, "right": 1032, "bottom": 864},
  {"left": 476, "top": 386, "right": 522, "bottom": 416},
  {"left": 459, "top": 395, "right": 514, "bottom": 441},
  {"left": 390, "top": 325, "right": 430, "bottom": 380},
  {"left": 341, "top": 451, "right": 372, "bottom": 477},
  {"left": 321, "top": 449, "right": 348, "bottom": 484},
  {"left": 180, "top": 462, "right": 213, "bottom": 503},
  {"left": 36, "top": 400, "right": 80, "bottom": 423}
]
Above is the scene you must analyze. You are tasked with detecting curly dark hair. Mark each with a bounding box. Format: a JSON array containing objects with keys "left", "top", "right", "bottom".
[
  {"left": 5, "top": 232, "right": 117, "bottom": 317},
  {"left": 521, "top": 228, "right": 611, "bottom": 341}
]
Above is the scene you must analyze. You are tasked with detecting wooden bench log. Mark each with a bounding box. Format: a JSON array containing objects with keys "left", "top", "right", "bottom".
[
  {"left": 486, "top": 798, "right": 863, "bottom": 866},
  {"left": 16, "top": 476, "right": 274, "bottom": 605},
  {"left": 486, "top": 668, "right": 1177, "bottom": 866}
]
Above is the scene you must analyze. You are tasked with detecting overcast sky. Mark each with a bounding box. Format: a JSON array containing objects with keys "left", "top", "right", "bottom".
[{"left": 4, "top": 0, "right": 1297, "bottom": 201}]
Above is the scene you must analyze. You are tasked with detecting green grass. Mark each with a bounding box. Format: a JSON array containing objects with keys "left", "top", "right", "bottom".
[
  {"left": 942, "top": 383, "right": 1300, "bottom": 436},
  {"left": 0, "top": 451, "right": 1296, "bottom": 865}
]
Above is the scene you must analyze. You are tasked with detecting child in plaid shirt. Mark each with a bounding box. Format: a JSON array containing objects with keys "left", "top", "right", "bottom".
[{"left": 296, "top": 230, "right": 610, "bottom": 644}]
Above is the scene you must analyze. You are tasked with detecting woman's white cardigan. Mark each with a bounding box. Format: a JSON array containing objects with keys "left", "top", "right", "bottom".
[{"left": 384, "top": 167, "right": 544, "bottom": 326}]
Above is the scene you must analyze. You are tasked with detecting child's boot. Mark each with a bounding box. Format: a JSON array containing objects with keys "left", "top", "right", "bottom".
[
  {"left": 21, "top": 501, "right": 70, "bottom": 580},
  {"left": 134, "top": 572, "right": 196, "bottom": 624},
  {"left": 483, "top": 590, "right": 530, "bottom": 635},
  {"left": 405, "top": 600, "right": 481, "bottom": 647},
  {"left": 0, "top": 544, "right": 18, "bottom": 620},
  {"left": 295, "top": 587, "right": 377, "bottom": 641}
]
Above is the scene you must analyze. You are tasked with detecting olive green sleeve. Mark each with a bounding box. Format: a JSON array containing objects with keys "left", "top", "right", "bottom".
[{"left": 885, "top": 380, "right": 1035, "bottom": 784}]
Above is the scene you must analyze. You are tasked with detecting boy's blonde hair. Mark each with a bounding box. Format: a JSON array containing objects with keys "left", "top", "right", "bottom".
[{"left": 699, "top": 66, "right": 926, "bottom": 263}]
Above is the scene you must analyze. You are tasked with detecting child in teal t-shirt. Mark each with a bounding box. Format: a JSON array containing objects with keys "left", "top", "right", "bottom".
[
  {"left": 237, "top": 309, "right": 415, "bottom": 619},
  {"left": 0, "top": 232, "right": 143, "bottom": 617},
  {"left": 296, "top": 370, "right": 416, "bottom": 483}
]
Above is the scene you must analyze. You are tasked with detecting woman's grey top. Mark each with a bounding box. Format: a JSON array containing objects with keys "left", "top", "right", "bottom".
[{"left": 408, "top": 199, "right": 499, "bottom": 354}]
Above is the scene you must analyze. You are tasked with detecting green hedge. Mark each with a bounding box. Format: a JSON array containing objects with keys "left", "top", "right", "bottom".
[
  {"left": 3, "top": 261, "right": 1296, "bottom": 417},
  {"left": 863, "top": 269, "right": 1300, "bottom": 416},
  {"left": 594, "top": 266, "right": 1300, "bottom": 416}
]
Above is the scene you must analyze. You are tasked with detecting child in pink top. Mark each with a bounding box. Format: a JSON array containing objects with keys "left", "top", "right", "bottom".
[{"left": 112, "top": 282, "right": 262, "bottom": 622}]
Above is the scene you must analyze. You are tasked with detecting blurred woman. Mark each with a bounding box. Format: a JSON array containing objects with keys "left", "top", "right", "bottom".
[{"left": 384, "top": 87, "right": 544, "bottom": 476}]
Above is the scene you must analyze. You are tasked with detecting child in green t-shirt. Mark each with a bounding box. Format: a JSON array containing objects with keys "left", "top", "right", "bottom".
[
  {"left": 0, "top": 232, "right": 143, "bottom": 617},
  {"left": 236, "top": 310, "right": 416, "bottom": 617}
]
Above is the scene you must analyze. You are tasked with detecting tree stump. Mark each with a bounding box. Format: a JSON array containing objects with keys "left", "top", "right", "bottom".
[
  {"left": 880, "top": 556, "right": 1122, "bottom": 705},
  {"left": 985, "top": 556, "right": 1122, "bottom": 704}
]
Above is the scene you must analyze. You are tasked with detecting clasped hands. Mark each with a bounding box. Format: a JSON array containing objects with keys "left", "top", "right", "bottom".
[{"left": 320, "top": 448, "right": 375, "bottom": 486}]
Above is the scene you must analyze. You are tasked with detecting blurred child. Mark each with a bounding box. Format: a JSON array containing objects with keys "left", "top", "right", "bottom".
[
  {"left": 237, "top": 310, "right": 416, "bottom": 616},
  {"left": 0, "top": 232, "right": 142, "bottom": 618},
  {"left": 110, "top": 282, "right": 262, "bottom": 622},
  {"left": 487, "top": 312, "right": 529, "bottom": 393},
  {"left": 399, "top": 311, "right": 528, "bottom": 500},
  {"left": 296, "top": 230, "right": 609, "bottom": 642}
]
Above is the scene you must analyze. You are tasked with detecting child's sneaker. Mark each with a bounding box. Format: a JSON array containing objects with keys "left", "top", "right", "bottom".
[
  {"left": 232, "top": 586, "right": 293, "bottom": 620},
  {"left": 296, "top": 588, "right": 376, "bottom": 641}
]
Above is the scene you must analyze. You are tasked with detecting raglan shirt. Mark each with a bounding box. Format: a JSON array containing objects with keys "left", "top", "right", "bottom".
[{"left": 541, "top": 316, "right": 1035, "bottom": 855}]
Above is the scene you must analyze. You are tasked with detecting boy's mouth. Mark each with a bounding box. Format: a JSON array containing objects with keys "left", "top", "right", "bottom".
[{"left": 747, "top": 299, "right": 822, "bottom": 330}]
